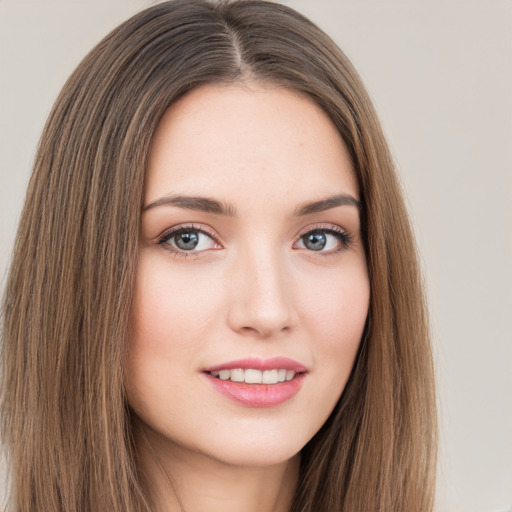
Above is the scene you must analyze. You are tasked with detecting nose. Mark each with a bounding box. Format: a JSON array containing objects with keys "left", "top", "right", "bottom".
[{"left": 226, "top": 245, "right": 298, "bottom": 338}]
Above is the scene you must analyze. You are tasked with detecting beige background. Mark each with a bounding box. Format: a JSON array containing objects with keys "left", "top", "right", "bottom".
[{"left": 1, "top": 1, "right": 511, "bottom": 511}]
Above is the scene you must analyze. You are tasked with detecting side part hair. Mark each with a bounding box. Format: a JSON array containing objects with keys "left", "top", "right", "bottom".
[{"left": 1, "top": 1, "right": 437, "bottom": 511}]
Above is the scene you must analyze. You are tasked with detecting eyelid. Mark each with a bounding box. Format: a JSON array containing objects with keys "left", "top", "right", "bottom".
[
  {"left": 294, "top": 223, "right": 355, "bottom": 252},
  {"left": 295, "top": 223, "right": 351, "bottom": 240},
  {"left": 155, "top": 223, "right": 223, "bottom": 255}
]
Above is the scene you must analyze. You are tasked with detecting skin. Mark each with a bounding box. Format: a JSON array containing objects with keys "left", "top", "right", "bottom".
[{"left": 126, "top": 82, "right": 370, "bottom": 512}]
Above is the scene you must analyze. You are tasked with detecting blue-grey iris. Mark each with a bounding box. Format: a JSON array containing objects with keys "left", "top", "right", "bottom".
[
  {"left": 175, "top": 231, "right": 199, "bottom": 250},
  {"left": 303, "top": 232, "right": 327, "bottom": 251}
]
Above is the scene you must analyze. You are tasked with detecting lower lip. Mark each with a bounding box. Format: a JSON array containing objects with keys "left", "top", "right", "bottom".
[{"left": 204, "top": 373, "right": 306, "bottom": 407}]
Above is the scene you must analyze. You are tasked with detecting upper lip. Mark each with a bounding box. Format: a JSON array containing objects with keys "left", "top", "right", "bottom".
[{"left": 204, "top": 357, "right": 307, "bottom": 373}]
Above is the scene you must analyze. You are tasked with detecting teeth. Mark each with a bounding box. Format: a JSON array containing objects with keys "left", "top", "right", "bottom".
[
  {"left": 210, "top": 368, "right": 297, "bottom": 384},
  {"left": 230, "top": 368, "right": 245, "bottom": 382},
  {"left": 218, "top": 369, "right": 230, "bottom": 380},
  {"left": 244, "top": 369, "right": 262, "bottom": 384},
  {"left": 262, "top": 369, "right": 278, "bottom": 384}
]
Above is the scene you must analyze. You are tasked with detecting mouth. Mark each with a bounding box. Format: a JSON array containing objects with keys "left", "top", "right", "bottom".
[
  {"left": 203, "top": 357, "right": 307, "bottom": 407},
  {"left": 207, "top": 368, "right": 298, "bottom": 384}
]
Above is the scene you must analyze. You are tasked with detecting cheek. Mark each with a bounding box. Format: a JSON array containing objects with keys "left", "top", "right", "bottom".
[
  {"left": 302, "top": 262, "right": 369, "bottom": 343},
  {"left": 129, "top": 255, "right": 224, "bottom": 352},
  {"left": 300, "top": 262, "right": 369, "bottom": 385},
  {"left": 125, "top": 256, "right": 222, "bottom": 406}
]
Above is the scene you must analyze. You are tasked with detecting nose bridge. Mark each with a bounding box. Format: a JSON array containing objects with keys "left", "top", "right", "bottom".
[{"left": 226, "top": 238, "right": 296, "bottom": 337}]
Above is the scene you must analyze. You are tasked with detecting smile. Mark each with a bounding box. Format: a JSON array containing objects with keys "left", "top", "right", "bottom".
[
  {"left": 203, "top": 357, "right": 307, "bottom": 407},
  {"left": 208, "top": 368, "right": 296, "bottom": 384}
]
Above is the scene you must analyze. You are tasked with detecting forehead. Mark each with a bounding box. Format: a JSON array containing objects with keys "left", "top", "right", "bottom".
[{"left": 145, "top": 83, "right": 358, "bottom": 208}]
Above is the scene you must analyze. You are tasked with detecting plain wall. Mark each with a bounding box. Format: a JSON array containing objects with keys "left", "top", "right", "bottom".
[{"left": 1, "top": 1, "right": 511, "bottom": 511}]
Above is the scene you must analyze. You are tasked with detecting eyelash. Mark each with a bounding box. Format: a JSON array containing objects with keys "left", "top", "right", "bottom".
[
  {"left": 297, "top": 224, "right": 355, "bottom": 253},
  {"left": 155, "top": 223, "right": 355, "bottom": 258},
  {"left": 156, "top": 224, "right": 220, "bottom": 259}
]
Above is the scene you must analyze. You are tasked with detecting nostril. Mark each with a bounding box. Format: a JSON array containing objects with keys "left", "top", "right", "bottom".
[{"left": 238, "top": 323, "right": 292, "bottom": 337}]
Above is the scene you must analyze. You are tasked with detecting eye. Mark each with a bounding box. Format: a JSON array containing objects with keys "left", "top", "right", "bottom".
[
  {"left": 295, "top": 228, "right": 353, "bottom": 253},
  {"left": 158, "top": 226, "right": 220, "bottom": 254}
]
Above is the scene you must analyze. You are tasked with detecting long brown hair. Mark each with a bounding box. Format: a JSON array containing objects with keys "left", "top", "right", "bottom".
[{"left": 1, "top": 1, "right": 437, "bottom": 510}]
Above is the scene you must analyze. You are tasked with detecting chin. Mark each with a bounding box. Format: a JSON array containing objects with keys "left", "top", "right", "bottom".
[
  {"left": 205, "top": 443, "right": 302, "bottom": 469},
  {"left": 192, "top": 421, "right": 314, "bottom": 468}
]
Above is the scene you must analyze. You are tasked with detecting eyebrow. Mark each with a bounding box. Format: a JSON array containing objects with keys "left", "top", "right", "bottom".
[
  {"left": 293, "top": 194, "right": 361, "bottom": 216},
  {"left": 143, "top": 195, "right": 237, "bottom": 216},
  {"left": 143, "top": 193, "right": 361, "bottom": 216}
]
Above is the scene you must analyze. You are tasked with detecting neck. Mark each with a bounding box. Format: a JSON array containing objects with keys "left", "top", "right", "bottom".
[{"left": 134, "top": 425, "right": 300, "bottom": 512}]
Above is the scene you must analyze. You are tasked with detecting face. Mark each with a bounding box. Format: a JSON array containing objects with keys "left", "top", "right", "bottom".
[{"left": 126, "top": 83, "right": 370, "bottom": 468}]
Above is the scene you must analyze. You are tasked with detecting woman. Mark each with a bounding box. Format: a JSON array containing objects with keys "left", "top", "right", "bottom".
[{"left": 0, "top": 1, "right": 437, "bottom": 511}]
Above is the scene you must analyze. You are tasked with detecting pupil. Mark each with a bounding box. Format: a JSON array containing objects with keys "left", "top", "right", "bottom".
[
  {"left": 176, "top": 231, "right": 199, "bottom": 250},
  {"left": 304, "top": 232, "right": 326, "bottom": 251}
]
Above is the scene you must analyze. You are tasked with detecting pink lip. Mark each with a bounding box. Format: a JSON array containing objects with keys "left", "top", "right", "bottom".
[
  {"left": 204, "top": 357, "right": 307, "bottom": 373},
  {"left": 204, "top": 373, "right": 305, "bottom": 408},
  {"left": 203, "top": 357, "right": 307, "bottom": 408}
]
